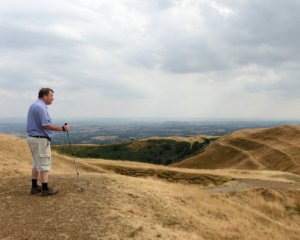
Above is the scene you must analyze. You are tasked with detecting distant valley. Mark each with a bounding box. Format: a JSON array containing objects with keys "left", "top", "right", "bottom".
[{"left": 1, "top": 118, "right": 300, "bottom": 144}]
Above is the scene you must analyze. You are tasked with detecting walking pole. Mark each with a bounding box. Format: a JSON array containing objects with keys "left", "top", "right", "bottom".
[{"left": 64, "top": 123, "right": 84, "bottom": 192}]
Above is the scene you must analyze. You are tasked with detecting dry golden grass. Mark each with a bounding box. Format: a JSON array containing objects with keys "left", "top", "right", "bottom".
[
  {"left": 0, "top": 134, "right": 33, "bottom": 176},
  {"left": 0, "top": 134, "right": 299, "bottom": 239},
  {"left": 173, "top": 125, "right": 300, "bottom": 174}
]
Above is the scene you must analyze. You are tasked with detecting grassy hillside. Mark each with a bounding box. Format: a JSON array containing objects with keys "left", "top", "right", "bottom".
[
  {"left": 53, "top": 137, "right": 216, "bottom": 165},
  {"left": 173, "top": 125, "right": 300, "bottom": 174},
  {"left": 0, "top": 134, "right": 300, "bottom": 239}
]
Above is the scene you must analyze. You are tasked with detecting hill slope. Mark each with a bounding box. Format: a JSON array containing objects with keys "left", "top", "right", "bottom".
[
  {"left": 0, "top": 134, "right": 300, "bottom": 239},
  {"left": 172, "top": 125, "right": 300, "bottom": 174},
  {"left": 52, "top": 135, "right": 215, "bottom": 165}
]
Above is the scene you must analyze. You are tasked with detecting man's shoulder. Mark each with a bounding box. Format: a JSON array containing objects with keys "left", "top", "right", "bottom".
[
  {"left": 30, "top": 100, "right": 46, "bottom": 110},
  {"left": 28, "top": 102, "right": 46, "bottom": 115}
]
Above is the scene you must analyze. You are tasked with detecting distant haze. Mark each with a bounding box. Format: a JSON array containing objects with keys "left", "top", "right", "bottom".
[{"left": 0, "top": 0, "right": 300, "bottom": 119}]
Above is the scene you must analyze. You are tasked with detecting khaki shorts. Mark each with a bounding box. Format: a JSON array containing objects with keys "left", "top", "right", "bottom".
[{"left": 27, "top": 136, "right": 52, "bottom": 171}]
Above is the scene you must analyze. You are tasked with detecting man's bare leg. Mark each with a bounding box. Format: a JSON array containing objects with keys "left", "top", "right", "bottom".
[
  {"left": 41, "top": 171, "right": 49, "bottom": 183},
  {"left": 32, "top": 168, "right": 39, "bottom": 179}
]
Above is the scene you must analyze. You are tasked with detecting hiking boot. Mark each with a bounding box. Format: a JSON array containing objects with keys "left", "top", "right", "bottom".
[
  {"left": 31, "top": 185, "right": 42, "bottom": 195},
  {"left": 41, "top": 187, "right": 59, "bottom": 196}
]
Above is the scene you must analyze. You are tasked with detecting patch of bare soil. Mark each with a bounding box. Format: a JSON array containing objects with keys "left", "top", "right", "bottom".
[{"left": 0, "top": 174, "right": 148, "bottom": 240}]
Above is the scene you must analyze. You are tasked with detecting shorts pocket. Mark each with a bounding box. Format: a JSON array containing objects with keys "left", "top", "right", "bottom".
[
  {"left": 40, "top": 152, "right": 51, "bottom": 157},
  {"left": 40, "top": 156, "right": 51, "bottom": 166},
  {"left": 40, "top": 155, "right": 51, "bottom": 171}
]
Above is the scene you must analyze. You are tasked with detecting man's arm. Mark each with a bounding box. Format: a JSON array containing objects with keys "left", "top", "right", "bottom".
[{"left": 43, "top": 125, "right": 70, "bottom": 132}]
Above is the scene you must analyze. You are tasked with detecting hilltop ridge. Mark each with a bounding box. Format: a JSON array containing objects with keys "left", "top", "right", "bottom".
[{"left": 172, "top": 125, "right": 300, "bottom": 174}]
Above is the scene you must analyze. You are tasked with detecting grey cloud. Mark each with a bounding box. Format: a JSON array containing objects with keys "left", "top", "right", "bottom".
[
  {"left": 0, "top": 69, "right": 37, "bottom": 90},
  {"left": 220, "top": 0, "right": 300, "bottom": 66},
  {"left": 120, "top": 0, "right": 300, "bottom": 73},
  {"left": 161, "top": 39, "right": 231, "bottom": 73},
  {"left": 0, "top": 0, "right": 300, "bottom": 118},
  {"left": 124, "top": 0, "right": 176, "bottom": 11},
  {"left": 0, "top": 26, "right": 81, "bottom": 49}
]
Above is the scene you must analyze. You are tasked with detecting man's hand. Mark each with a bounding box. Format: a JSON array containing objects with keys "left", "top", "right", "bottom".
[{"left": 63, "top": 124, "right": 70, "bottom": 132}]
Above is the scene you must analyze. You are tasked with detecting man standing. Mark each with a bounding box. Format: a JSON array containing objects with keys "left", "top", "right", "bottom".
[{"left": 27, "top": 88, "right": 70, "bottom": 196}]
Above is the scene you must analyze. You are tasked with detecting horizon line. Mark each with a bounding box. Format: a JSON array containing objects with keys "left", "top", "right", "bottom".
[{"left": 1, "top": 117, "right": 300, "bottom": 122}]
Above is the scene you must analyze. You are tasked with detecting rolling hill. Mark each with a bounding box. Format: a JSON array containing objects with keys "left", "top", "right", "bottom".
[
  {"left": 0, "top": 133, "right": 299, "bottom": 239},
  {"left": 52, "top": 135, "right": 216, "bottom": 165},
  {"left": 172, "top": 125, "right": 300, "bottom": 174}
]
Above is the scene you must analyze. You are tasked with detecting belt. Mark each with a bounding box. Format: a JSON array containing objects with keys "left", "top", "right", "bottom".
[{"left": 29, "top": 135, "right": 51, "bottom": 142}]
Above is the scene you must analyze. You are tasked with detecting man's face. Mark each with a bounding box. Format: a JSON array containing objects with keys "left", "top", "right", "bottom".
[{"left": 42, "top": 91, "right": 54, "bottom": 105}]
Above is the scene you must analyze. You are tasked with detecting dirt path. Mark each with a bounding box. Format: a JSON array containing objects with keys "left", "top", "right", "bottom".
[
  {"left": 217, "top": 142, "right": 266, "bottom": 169},
  {"left": 204, "top": 178, "right": 300, "bottom": 194},
  {"left": 239, "top": 137, "right": 300, "bottom": 167}
]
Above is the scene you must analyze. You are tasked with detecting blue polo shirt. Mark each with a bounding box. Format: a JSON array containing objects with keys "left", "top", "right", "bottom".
[{"left": 27, "top": 99, "right": 53, "bottom": 138}]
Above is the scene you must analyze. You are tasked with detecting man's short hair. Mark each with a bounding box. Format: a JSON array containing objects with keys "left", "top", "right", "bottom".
[{"left": 38, "top": 88, "right": 54, "bottom": 98}]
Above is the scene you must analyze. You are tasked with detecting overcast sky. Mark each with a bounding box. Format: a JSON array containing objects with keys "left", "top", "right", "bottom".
[{"left": 0, "top": 0, "right": 300, "bottom": 119}]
